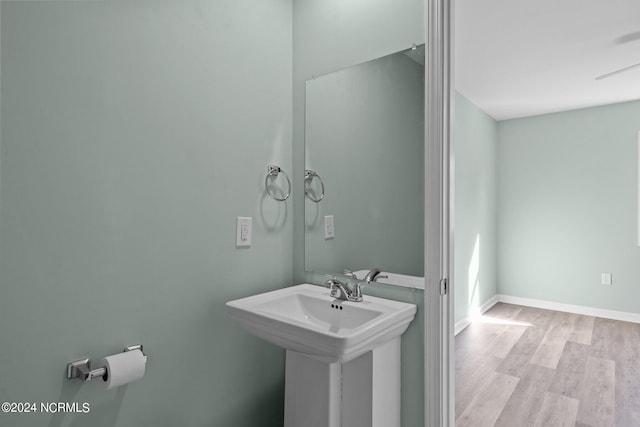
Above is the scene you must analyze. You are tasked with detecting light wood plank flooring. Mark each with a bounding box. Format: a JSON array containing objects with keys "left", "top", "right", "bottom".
[{"left": 455, "top": 303, "right": 640, "bottom": 427}]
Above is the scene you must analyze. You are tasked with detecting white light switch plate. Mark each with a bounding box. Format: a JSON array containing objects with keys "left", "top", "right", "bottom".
[
  {"left": 324, "top": 215, "right": 335, "bottom": 239},
  {"left": 236, "top": 217, "right": 252, "bottom": 247}
]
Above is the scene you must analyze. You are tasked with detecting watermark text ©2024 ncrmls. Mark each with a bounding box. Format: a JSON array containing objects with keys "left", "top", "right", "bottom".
[{"left": 2, "top": 401, "right": 90, "bottom": 414}]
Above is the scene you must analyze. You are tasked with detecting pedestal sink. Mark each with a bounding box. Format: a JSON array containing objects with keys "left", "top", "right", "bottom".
[{"left": 226, "top": 284, "right": 417, "bottom": 427}]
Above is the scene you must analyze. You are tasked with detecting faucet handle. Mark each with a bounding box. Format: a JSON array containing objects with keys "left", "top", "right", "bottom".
[
  {"left": 347, "top": 282, "right": 365, "bottom": 302},
  {"left": 343, "top": 270, "right": 358, "bottom": 279}
]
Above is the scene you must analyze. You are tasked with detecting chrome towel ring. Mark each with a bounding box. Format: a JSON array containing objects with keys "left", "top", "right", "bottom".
[
  {"left": 265, "top": 164, "right": 291, "bottom": 201},
  {"left": 304, "top": 169, "right": 325, "bottom": 203}
]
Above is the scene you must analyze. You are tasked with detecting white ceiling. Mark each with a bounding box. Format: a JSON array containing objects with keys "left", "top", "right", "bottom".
[{"left": 455, "top": 0, "right": 640, "bottom": 120}]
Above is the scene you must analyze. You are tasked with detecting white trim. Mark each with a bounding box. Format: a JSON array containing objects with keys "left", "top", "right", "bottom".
[
  {"left": 424, "top": 0, "right": 453, "bottom": 424},
  {"left": 454, "top": 318, "right": 471, "bottom": 336},
  {"left": 454, "top": 294, "right": 499, "bottom": 335},
  {"left": 637, "top": 131, "right": 640, "bottom": 246},
  {"left": 496, "top": 294, "right": 640, "bottom": 324},
  {"left": 352, "top": 270, "right": 425, "bottom": 290},
  {"left": 480, "top": 294, "right": 500, "bottom": 314},
  {"left": 456, "top": 293, "right": 640, "bottom": 331}
]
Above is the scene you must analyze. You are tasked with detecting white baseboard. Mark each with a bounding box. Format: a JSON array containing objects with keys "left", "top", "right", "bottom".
[
  {"left": 454, "top": 318, "right": 471, "bottom": 336},
  {"left": 455, "top": 294, "right": 640, "bottom": 335},
  {"left": 496, "top": 294, "right": 640, "bottom": 324},
  {"left": 454, "top": 295, "right": 499, "bottom": 335}
]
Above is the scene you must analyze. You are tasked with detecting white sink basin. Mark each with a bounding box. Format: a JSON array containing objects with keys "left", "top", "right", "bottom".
[{"left": 226, "top": 284, "right": 416, "bottom": 362}]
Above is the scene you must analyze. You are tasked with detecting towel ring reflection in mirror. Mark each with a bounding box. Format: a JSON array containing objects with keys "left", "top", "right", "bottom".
[
  {"left": 304, "top": 169, "right": 325, "bottom": 203},
  {"left": 265, "top": 164, "right": 291, "bottom": 202}
]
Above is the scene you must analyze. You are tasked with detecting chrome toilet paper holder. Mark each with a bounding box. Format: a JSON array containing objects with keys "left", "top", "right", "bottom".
[{"left": 67, "top": 345, "right": 144, "bottom": 382}]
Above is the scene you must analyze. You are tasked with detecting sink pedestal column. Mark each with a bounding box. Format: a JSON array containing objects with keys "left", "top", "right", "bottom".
[{"left": 283, "top": 337, "right": 401, "bottom": 427}]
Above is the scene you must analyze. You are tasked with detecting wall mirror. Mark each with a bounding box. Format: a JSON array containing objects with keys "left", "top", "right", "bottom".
[{"left": 304, "top": 45, "right": 425, "bottom": 285}]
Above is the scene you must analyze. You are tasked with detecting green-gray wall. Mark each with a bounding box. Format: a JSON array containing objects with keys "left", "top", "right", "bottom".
[
  {"left": 305, "top": 52, "right": 424, "bottom": 277},
  {"left": 0, "top": 1, "right": 292, "bottom": 426},
  {"left": 292, "top": 0, "right": 425, "bottom": 425},
  {"left": 498, "top": 100, "right": 640, "bottom": 313},
  {"left": 454, "top": 95, "right": 640, "bottom": 323},
  {"left": 453, "top": 93, "right": 498, "bottom": 324}
]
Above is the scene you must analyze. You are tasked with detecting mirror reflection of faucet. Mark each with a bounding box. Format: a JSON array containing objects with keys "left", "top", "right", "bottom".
[{"left": 363, "top": 268, "right": 388, "bottom": 283}]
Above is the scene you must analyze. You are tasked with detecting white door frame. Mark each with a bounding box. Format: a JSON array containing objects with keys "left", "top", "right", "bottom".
[{"left": 424, "top": 0, "right": 454, "bottom": 426}]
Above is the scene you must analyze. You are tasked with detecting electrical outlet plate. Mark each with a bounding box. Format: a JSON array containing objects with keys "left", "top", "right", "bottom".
[
  {"left": 601, "top": 272, "right": 612, "bottom": 286},
  {"left": 324, "top": 215, "right": 335, "bottom": 239},
  {"left": 236, "top": 217, "right": 252, "bottom": 247}
]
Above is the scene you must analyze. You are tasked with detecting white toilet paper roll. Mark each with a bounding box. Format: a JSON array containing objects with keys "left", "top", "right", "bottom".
[{"left": 100, "top": 349, "right": 147, "bottom": 390}]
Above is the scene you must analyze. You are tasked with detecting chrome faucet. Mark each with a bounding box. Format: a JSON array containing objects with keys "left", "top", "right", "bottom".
[
  {"left": 349, "top": 269, "right": 389, "bottom": 301},
  {"left": 324, "top": 269, "right": 388, "bottom": 302},
  {"left": 325, "top": 277, "right": 351, "bottom": 300},
  {"left": 325, "top": 277, "right": 363, "bottom": 302}
]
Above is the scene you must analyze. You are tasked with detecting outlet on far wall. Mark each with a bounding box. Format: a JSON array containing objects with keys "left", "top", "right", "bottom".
[{"left": 601, "top": 272, "right": 612, "bottom": 286}]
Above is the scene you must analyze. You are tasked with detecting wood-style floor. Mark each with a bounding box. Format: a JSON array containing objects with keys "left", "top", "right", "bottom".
[{"left": 455, "top": 303, "right": 640, "bottom": 427}]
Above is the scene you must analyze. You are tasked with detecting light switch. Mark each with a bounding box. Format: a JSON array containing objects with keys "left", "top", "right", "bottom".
[
  {"left": 324, "top": 215, "right": 335, "bottom": 239},
  {"left": 236, "top": 217, "right": 252, "bottom": 247}
]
